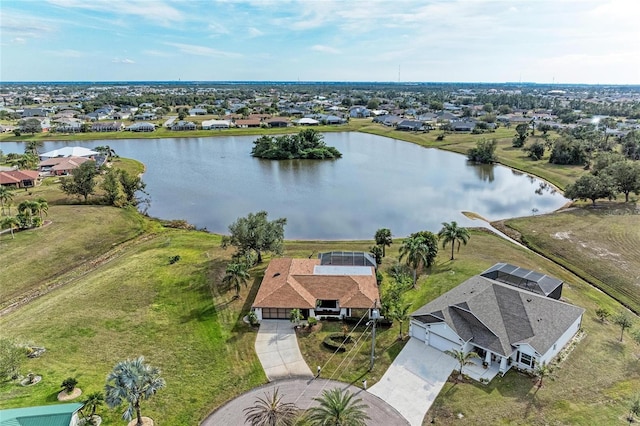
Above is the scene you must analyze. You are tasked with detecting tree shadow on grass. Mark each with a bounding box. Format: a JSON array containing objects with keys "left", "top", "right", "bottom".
[
  {"left": 231, "top": 274, "right": 263, "bottom": 333},
  {"left": 604, "top": 338, "right": 626, "bottom": 355}
]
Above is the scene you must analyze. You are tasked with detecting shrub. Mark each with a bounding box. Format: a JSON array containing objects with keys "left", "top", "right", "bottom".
[
  {"left": 307, "top": 317, "right": 318, "bottom": 326},
  {"left": 322, "top": 334, "right": 354, "bottom": 352},
  {"left": 168, "top": 255, "right": 181, "bottom": 265},
  {"left": 61, "top": 377, "right": 78, "bottom": 393},
  {"left": 247, "top": 311, "right": 258, "bottom": 326},
  {"left": 524, "top": 141, "right": 545, "bottom": 160}
]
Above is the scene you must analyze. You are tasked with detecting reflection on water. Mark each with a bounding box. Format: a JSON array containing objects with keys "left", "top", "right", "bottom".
[
  {"left": 0, "top": 133, "right": 568, "bottom": 239},
  {"left": 473, "top": 164, "right": 495, "bottom": 182}
]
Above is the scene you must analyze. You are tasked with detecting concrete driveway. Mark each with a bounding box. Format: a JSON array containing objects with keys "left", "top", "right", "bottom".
[
  {"left": 201, "top": 378, "right": 408, "bottom": 426},
  {"left": 369, "top": 338, "right": 456, "bottom": 426},
  {"left": 255, "top": 320, "right": 313, "bottom": 381}
]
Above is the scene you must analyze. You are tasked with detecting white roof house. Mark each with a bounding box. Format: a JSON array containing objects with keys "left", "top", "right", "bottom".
[{"left": 40, "top": 146, "right": 99, "bottom": 158}]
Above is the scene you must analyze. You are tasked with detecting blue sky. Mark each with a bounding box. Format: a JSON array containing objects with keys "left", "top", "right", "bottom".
[{"left": 1, "top": 0, "right": 638, "bottom": 84}]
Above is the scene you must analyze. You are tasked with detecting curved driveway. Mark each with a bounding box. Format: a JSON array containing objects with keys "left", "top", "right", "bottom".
[
  {"left": 255, "top": 320, "right": 313, "bottom": 380},
  {"left": 201, "top": 378, "right": 409, "bottom": 426}
]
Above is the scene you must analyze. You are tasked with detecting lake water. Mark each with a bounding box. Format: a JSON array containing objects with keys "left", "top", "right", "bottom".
[{"left": 1, "top": 133, "right": 567, "bottom": 239}]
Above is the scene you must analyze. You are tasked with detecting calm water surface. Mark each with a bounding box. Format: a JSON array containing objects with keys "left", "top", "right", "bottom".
[{"left": 2, "top": 133, "right": 567, "bottom": 239}]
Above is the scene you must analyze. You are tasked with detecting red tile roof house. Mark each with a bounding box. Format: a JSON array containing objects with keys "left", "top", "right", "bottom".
[
  {"left": 39, "top": 156, "right": 93, "bottom": 176},
  {"left": 0, "top": 170, "right": 40, "bottom": 188},
  {"left": 252, "top": 258, "right": 380, "bottom": 321}
]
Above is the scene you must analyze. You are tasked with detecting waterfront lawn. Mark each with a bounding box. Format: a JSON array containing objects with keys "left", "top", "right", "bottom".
[
  {"left": 0, "top": 229, "right": 266, "bottom": 424},
  {"left": 506, "top": 204, "right": 640, "bottom": 315},
  {"left": 0, "top": 205, "right": 149, "bottom": 312}
]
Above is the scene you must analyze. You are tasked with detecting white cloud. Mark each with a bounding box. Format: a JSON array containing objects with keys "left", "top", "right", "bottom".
[
  {"left": 112, "top": 57, "right": 135, "bottom": 64},
  {"left": 248, "top": 27, "right": 264, "bottom": 37},
  {"left": 164, "top": 42, "right": 242, "bottom": 58},
  {"left": 12, "top": 37, "right": 27, "bottom": 44},
  {"left": 311, "top": 45, "right": 340, "bottom": 54},
  {"left": 47, "top": 0, "right": 184, "bottom": 26},
  {"left": 143, "top": 50, "right": 172, "bottom": 57}
]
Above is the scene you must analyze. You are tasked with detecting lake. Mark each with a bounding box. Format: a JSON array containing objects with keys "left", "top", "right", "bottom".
[{"left": 1, "top": 133, "right": 567, "bottom": 239}]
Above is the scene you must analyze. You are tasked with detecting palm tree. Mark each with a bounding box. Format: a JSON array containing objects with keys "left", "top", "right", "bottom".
[
  {"left": 613, "top": 312, "right": 633, "bottom": 342},
  {"left": 222, "top": 262, "right": 250, "bottom": 297},
  {"left": 534, "top": 362, "right": 552, "bottom": 389},
  {"left": 81, "top": 391, "right": 105, "bottom": 419},
  {"left": 374, "top": 228, "right": 392, "bottom": 257},
  {"left": 444, "top": 349, "right": 480, "bottom": 382},
  {"left": 398, "top": 231, "right": 438, "bottom": 287},
  {"left": 438, "top": 221, "right": 470, "bottom": 261},
  {"left": 17, "top": 200, "right": 39, "bottom": 228},
  {"left": 1, "top": 216, "right": 19, "bottom": 238},
  {"left": 24, "top": 140, "right": 43, "bottom": 156},
  {"left": 35, "top": 198, "right": 48, "bottom": 221},
  {"left": 390, "top": 302, "right": 411, "bottom": 340},
  {"left": 243, "top": 387, "right": 298, "bottom": 426},
  {"left": 308, "top": 388, "right": 369, "bottom": 426},
  {"left": 104, "top": 356, "right": 166, "bottom": 426},
  {"left": 0, "top": 187, "right": 14, "bottom": 216}
]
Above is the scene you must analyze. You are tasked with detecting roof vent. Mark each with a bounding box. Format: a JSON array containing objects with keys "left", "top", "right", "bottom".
[
  {"left": 526, "top": 298, "right": 532, "bottom": 302},
  {"left": 273, "top": 272, "right": 281, "bottom": 277}
]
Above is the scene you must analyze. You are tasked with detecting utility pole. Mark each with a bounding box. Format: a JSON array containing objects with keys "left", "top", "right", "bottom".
[{"left": 369, "top": 300, "right": 380, "bottom": 371}]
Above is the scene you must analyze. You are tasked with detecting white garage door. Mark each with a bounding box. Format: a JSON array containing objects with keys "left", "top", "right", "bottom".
[
  {"left": 429, "top": 332, "right": 460, "bottom": 352},
  {"left": 411, "top": 323, "right": 427, "bottom": 342}
]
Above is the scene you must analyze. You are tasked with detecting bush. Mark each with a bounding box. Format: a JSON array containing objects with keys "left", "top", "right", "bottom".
[
  {"left": 524, "top": 141, "right": 545, "bottom": 160},
  {"left": 247, "top": 311, "right": 258, "bottom": 326},
  {"left": 61, "top": 377, "right": 78, "bottom": 393},
  {"left": 307, "top": 317, "right": 318, "bottom": 326},
  {"left": 467, "top": 139, "right": 497, "bottom": 164},
  {"left": 322, "top": 334, "right": 354, "bottom": 352},
  {"left": 168, "top": 255, "right": 181, "bottom": 265}
]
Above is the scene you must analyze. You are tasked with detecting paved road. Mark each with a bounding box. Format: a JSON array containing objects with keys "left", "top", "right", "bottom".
[
  {"left": 255, "top": 320, "right": 313, "bottom": 380},
  {"left": 369, "top": 338, "right": 456, "bottom": 426},
  {"left": 201, "top": 378, "right": 409, "bottom": 426}
]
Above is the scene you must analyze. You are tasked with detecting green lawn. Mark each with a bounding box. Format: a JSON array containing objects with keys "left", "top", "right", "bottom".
[
  {"left": 0, "top": 228, "right": 266, "bottom": 424},
  {"left": 505, "top": 204, "right": 640, "bottom": 315}
]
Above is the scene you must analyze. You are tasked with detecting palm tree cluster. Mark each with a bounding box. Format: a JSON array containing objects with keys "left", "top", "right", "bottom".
[
  {"left": 243, "top": 387, "right": 369, "bottom": 426},
  {"left": 396, "top": 221, "right": 470, "bottom": 288},
  {"left": 1, "top": 198, "right": 48, "bottom": 238}
]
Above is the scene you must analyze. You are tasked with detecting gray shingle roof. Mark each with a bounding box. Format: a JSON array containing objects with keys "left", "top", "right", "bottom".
[{"left": 411, "top": 275, "right": 584, "bottom": 356}]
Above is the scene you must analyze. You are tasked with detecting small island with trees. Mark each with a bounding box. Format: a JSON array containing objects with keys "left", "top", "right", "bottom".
[{"left": 251, "top": 129, "right": 342, "bottom": 160}]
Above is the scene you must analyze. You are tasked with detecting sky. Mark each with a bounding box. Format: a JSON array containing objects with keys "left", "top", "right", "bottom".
[{"left": 1, "top": 0, "right": 639, "bottom": 84}]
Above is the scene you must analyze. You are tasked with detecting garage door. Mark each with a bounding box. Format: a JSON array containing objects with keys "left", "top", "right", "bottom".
[
  {"left": 411, "top": 323, "right": 427, "bottom": 342},
  {"left": 428, "top": 332, "right": 460, "bottom": 352},
  {"left": 262, "top": 308, "right": 292, "bottom": 319}
]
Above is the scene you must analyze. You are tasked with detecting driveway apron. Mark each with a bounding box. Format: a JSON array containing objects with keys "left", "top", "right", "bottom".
[
  {"left": 369, "top": 338, "right": 456, "bottom": 426},
  {"left": 255, "top": 319, "right": 313, "bottom": 381}
]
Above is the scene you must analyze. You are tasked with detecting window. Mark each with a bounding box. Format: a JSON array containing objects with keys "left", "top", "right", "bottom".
[{"left": 519, "top": 352, "right": 534, "bottom": 367}]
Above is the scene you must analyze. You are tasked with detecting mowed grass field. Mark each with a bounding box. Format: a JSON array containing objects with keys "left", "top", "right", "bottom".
[
  {"left": 0, "top": 205, "right": 639, "bottom": 425},
  {"left": 506, "top": 204, "right": 640, "bottom": 315}
]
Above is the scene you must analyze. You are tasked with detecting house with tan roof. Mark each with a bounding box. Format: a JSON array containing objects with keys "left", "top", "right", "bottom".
[
  {"left": 252, "top": 257, "right": 380, "bottom": 321},
  {"left": 39, "top": 156, "right": 93, "bottom": 176}
]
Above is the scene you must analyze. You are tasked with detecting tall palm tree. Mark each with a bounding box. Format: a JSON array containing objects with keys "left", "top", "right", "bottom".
[
  {"left": 438, "top": 221, "right": 471, "bottom": 261},
  {"left": 35, "top": 198, "right": 48, "bottom": 221},
  {"left": 444, "top": 349, "right": 480, "bottom": 382},
  {"left": 390, "top": 302, "right": 411, "bottom": 340},
  {"left": 222, "top": 262, "right": 250, "bottom": 297},
  {"left": 1, "top": 216, "right": 19, "bottom": 238},
  {"left": 398, "top": 231, "right": 438, "bottom": 287},
  {"left": 243, "top": 387, "right": 298, "bottom": 426},
  {"left": 308, "top": 388, "right": 369, "bottom": 426},
  {"left": 374, "top": 228, "right": 392, "bottom": 257},
  {"left": 104, "top": 356, "right": 165, "bottom": 426},
  {"left": 0, "top": 187, "right": 13, "bottom": 216}
]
